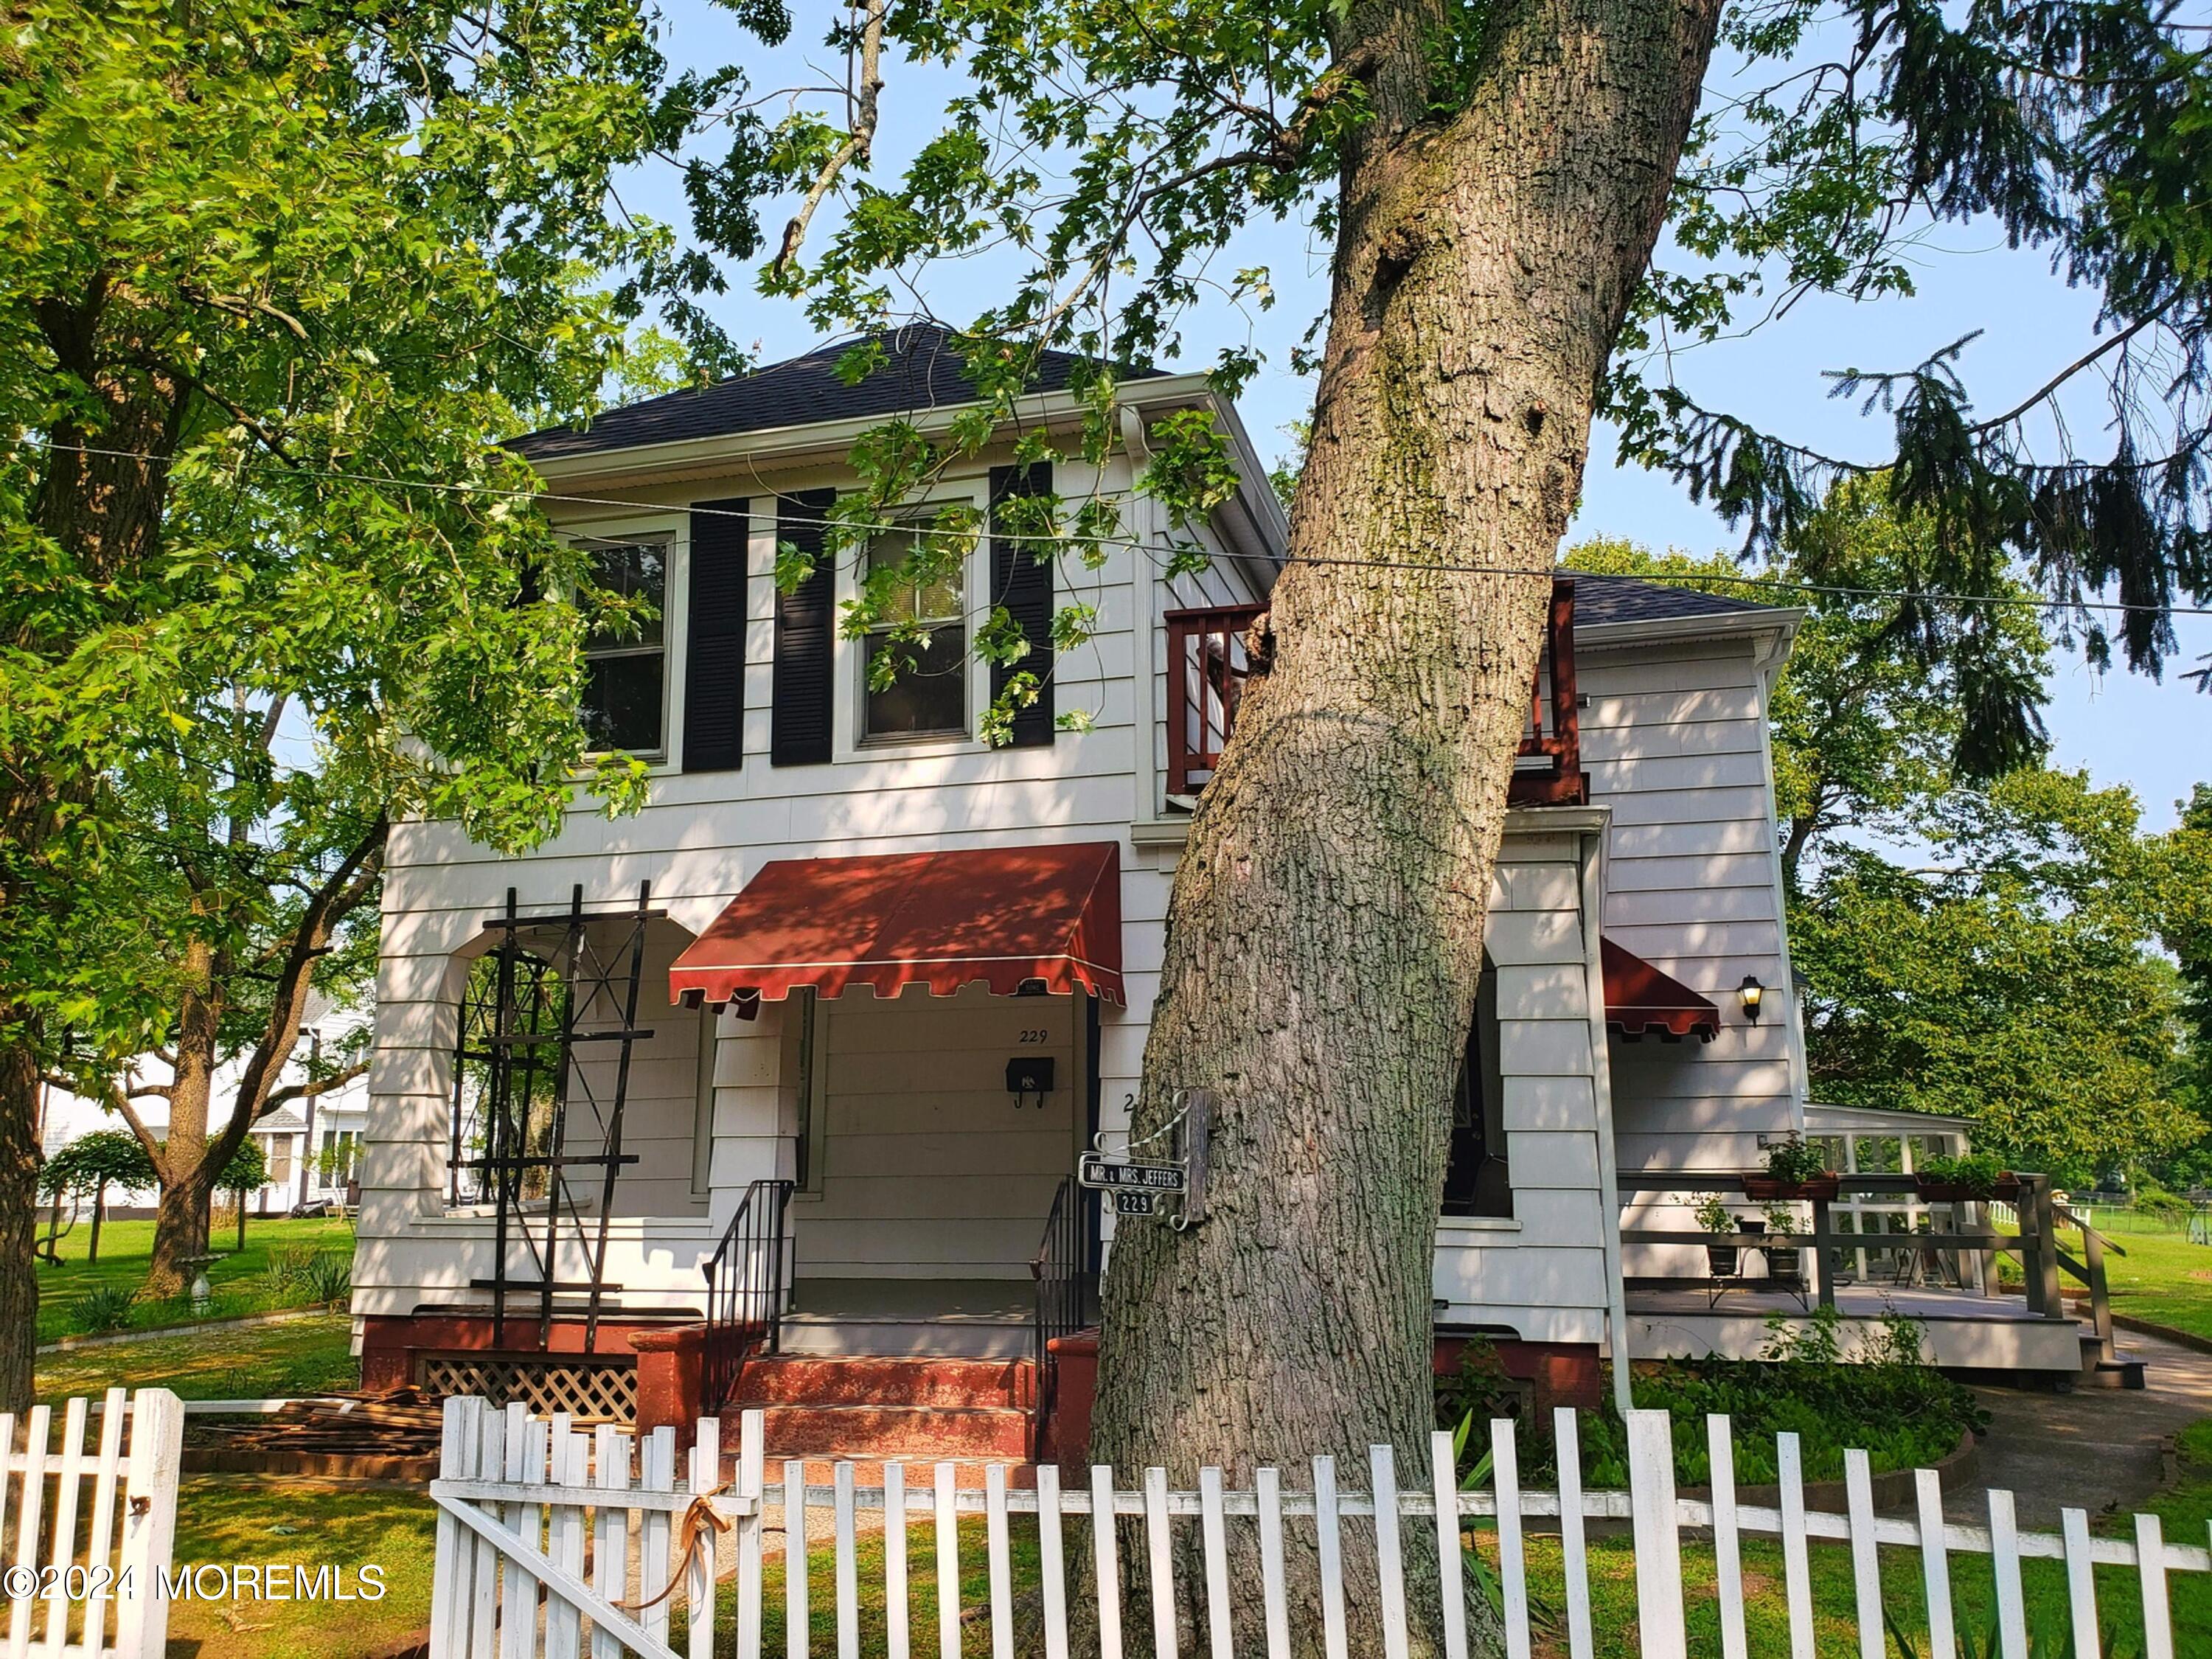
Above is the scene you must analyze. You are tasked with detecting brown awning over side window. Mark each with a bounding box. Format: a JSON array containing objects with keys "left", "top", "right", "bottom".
[
  {"left": 669, "top": 842, "right": 1124, "bottom": 1009},
  {"left": 1602, "top": 937, "right": 1722, "bottom": 1042}
]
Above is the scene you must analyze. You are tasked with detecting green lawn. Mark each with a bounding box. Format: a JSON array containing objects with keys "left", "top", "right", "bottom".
[
  {"left": 2084, "top": 1228, "right": 2212, "bottom": 1345},
  {"left": 35, "top": 1312, "right": 359, "bottom": 1401},
  {"left": 161, "top": 1480, "right": 439, "bottom": 1659},
  {"left": 32, "top": 1216, "right": 355, "bottom": 1344}
]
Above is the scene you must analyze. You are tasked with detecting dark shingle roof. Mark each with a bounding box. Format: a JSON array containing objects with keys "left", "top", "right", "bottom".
[
  {"left": 1564, "top": 574, "right": 1787, "bottom": 627},
  {"left": 514, "top": 324, "right": 1127, "bottom": 463}
]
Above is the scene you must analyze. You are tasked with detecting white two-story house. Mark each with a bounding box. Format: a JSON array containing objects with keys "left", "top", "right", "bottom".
[{"left": 349, "top": 325, "right": 2105, "bottom": 1455}]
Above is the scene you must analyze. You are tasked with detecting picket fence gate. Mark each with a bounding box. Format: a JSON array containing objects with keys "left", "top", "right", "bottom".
[
  {"left": 428, "top": 1398, "right": 2210, "bottom": 1659},
  {"left": 0, "top": 1388, "right": 184, "bottom": 1659}
]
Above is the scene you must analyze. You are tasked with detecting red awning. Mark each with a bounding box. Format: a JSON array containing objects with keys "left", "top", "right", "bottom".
[
  {"left": 1602, "top": 937, "right": 1721, "bottom": 1041},
  {"left": 669, "top": 842, "right": 1124, "bottom": 1009}
]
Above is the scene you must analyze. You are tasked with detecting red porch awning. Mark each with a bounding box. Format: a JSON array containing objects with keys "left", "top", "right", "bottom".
[
  {"left": 669, "top": 842, "right": 1125, "bottom": 1009},
  {"left": 1601, "top": 937, "right": 1721, "bottom": 1041}
]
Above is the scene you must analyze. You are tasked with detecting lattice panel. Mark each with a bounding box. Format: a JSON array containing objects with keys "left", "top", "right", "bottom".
[{"left": 417, "top": 1355, "right": 638, "bottom": 1423}]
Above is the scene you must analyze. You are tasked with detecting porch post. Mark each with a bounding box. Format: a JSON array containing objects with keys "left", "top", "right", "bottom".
[{"left": 1812, "top": 1193, "right": 1836, "bottom": 1312}]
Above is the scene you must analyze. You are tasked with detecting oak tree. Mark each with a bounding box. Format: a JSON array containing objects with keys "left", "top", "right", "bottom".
[{"left": 677, "top": 0, "right": 2212, "bottom": 1648}]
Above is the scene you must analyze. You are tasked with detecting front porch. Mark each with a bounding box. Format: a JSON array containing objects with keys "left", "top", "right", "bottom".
[{"left": 1618, "top": 1169, "right": 2138, "bottom": 1386}]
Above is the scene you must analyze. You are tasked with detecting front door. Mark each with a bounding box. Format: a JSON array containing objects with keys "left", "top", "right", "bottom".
[{"left": 788, "top": 981, "right": 1080, "bottom": 1284}]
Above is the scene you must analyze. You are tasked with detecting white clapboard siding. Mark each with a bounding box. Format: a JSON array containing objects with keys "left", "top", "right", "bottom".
[
  {"left": 0, "top": 1391, "right": 187, "bottom": 1659},
  {"left": 432, "top": 1399, "right": 2205, "bottom": 1659}
]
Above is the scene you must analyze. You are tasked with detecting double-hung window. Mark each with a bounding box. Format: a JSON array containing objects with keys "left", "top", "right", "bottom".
[
  {"left": 580, "top": 538, "right": 669, "bottom": 755},
  {"left": 860, "top": 520, "right": 967, "bottom": 740}
]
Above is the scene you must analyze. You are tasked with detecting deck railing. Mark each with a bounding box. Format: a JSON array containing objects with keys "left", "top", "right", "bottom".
[
  {"left": 1617, "top": 1170, "right": 2120, "bottom": 1358},
  {"left": 1164, "top": 576, "right": 1587, "bottom": 801}
]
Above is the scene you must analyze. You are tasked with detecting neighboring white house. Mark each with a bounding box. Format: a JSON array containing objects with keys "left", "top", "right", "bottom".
[
  {"left": 40, "top": 995, "right": 370, "bottom": 1222},
  {"left": 347, "top": 324, "right": 2104, "bottom": 1439}
]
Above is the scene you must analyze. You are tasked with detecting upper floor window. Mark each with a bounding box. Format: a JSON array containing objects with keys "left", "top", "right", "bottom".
[
  {"left": 860, "top": 520, "right": 967, "bottom": 740},
  {"left": 580, "top": 539, "right": 668, "bottom": 754}
]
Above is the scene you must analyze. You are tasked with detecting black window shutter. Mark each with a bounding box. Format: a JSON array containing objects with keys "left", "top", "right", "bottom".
[
  {"left": 989, "top": 462, "right": 1055, "bottom": 748},
  {"left": 771, "top": 488, "right": 837, "bottom": 767},
  {"left": 683, "top": 498, "right": 749, "bottom": 773}
]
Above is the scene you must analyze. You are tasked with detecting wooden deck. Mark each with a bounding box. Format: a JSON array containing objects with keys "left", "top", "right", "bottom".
[{"left": 1624, "top": 1281, "right": 2096, "bottom": 1374}]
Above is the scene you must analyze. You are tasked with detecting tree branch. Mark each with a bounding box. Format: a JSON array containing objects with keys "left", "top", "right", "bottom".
[
  {"left": 263, "top": 1062, "right": 369, "bottom": 1112},
  {"left": 771, "top": 0, "right": 886, "bottom": 277},
  {"left": 215, "top": 817, "right": 385, "bottom": 1155}
]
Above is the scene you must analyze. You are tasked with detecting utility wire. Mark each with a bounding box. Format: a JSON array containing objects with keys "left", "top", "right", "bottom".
[{"left": 19, "top": 437, "right": 2212, "bottom": 622}]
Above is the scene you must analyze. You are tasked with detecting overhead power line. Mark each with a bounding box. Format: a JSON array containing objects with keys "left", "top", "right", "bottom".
[{"left": 18, "top": 437, "right": 2212, "bottom": 622}]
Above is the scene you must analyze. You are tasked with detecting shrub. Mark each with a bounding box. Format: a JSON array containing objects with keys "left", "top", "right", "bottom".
[
  {"left": 261, "top": 1245, "right": 318, "bottom": 1301},
  {"left": 69, "top": 1285, "right": 136, "bottom": 1335},
  {"left": 303, "top": 1253, "right": 352, "bottom": 1307}
]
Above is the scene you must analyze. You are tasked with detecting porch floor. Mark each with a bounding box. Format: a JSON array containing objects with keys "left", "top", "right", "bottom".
[
  {"left": 780, "top": 1277, "right": 1032, "bottom": 1360},
  {"left": 1625, "top": 1282, "right": 2099, "bottom": 1376}
]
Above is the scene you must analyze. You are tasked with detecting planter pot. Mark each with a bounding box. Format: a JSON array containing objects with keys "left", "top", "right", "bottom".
[
  {"left": 1742, "top": 1175, "right": 1841, "bottom": 1202},
  {"left": 1913, "top": 1174, "right": 2023, "bottom": 1203},
  {"left": 1705, "top": 1244, "right": 1740, "bottom": 1278},
  {"left": 1765, "top": 1245, "right": 1803, "bottom": 1283}
]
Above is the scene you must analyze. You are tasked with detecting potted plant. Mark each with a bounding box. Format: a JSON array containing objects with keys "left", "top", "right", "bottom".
[
  {"left": 1913, "top": 1151, "right": 2019, "bottom": 1203},
  {"left": 1761, "top": 1203, "right": 1805, "bottom": 1285},
  {"left": 1691, "top": 1192, "right": 1741, "bottom": 1279},
  {"left": 1742, "top": 1135, "right": 1840, "bottom": 1201}
]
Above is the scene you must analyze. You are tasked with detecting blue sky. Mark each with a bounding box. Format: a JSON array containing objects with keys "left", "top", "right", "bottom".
[{"left": 636, "top": 10, "right": 2210, "bottom": 829}]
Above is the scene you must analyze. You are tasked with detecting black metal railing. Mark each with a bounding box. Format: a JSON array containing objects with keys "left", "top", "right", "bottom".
[
  {"left": 703, "top": 1178, "right": 795, "bottom": 1412},
  {"left": 1030, "top": 1176, "right": 1094, "bottom": 1454}
]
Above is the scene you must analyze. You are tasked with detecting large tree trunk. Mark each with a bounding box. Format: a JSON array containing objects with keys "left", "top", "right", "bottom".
[
  {"left": 0, "top": 1038, "right": 42, "bottom": 1413},
  {"left": 146, "top": 991, "right": 219, "bottom": 1295},
  {"left": 1089, "top": 0, "right": 1721, "bottom": 1650}
]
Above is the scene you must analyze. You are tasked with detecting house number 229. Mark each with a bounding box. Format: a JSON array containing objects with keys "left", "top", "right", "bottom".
[{"left": 1016, "top": 1029, "right": 1049, "bottom": 1043}]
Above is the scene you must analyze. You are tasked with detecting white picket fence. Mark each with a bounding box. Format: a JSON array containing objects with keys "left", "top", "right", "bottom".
[
  {"left": 429, "top": 1398, "right": 2209, "bottom": 1659},
  {"left": 0, "top": 1388, "right": 184, "bottom": 1659}
]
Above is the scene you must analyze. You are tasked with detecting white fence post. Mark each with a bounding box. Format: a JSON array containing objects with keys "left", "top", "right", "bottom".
[
  {"left": 1554, "top": 1411, "right": 1594, "bottom": 1659},
  {"left": 113, "top": 1388, "right": 183, "bottom": 1659},
  {"left": 1914, "top": 1467, "right": 1955, "bottom": 1659},
  {"left": 734, "top": 1410, "right": 765, "bottom": 1659},
  {"left": 1427, "top": 1432, "right": 1467, "bottom": 1659},
  {"left": 1624, "top": 1409, "right": 1685, "bottom": 1659},
  {"left": 1704, "top": 1414, "right": 1745, "bottom": 1659},
  {"left": 2136, "top": 1512, "right": 2174, "bottom": 1659},
  {"left": 1777, "top": 1431, "right": 1815, "bottom": 1659}
]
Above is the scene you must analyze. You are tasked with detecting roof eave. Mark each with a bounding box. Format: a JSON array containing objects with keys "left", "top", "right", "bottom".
[
  {"left": 518, "top": 371, "right": 1220, "bottom": 491},
  {"left": 1573, "top": 605, "right": 1805, "bottom": 664}
]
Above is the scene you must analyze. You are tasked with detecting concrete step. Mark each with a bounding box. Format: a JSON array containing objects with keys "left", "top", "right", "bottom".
[
  {"left": 734, "top": 1354, "right": 1032, "bottom": 1411},
  {"left": 760, "top": 1402, "right": 1034, "bottom": 1461},
  {"left": 778, "top": 1312, "right": 1031, "bottom": 1361}
]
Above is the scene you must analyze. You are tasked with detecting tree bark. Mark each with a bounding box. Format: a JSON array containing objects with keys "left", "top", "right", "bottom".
[
  {"left": 145, "top": 973, "right": 219, "bottom": 1295},
  {"left": 0, "top": 1042, "right": 41, "bottom": 1413},
  {"left": 1089, "top": 0, "right": 1721, "bottom": 1652}
]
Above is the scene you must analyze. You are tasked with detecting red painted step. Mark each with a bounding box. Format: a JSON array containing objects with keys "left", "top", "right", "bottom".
[
  {"left": 759, "top": 1402, "right": 1032, "bottom": 1461},
  {"left": 732, "top": 1354, "right": 1032, "bottom": 1412}
]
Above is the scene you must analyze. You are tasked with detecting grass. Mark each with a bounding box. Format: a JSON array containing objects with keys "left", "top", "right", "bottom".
[
  {"left": 159, "top": 1479, "right": 439, "bottom": 1659},
  {"left": 32, "top": 1216, "right": 355, "bottom": 1344},
  {"left": 2084, "top": 1228, "right": 2212, "bottom": 1346},
  {"left": 35, "top": 1312, "right": 359, "bottom": 1401}
]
